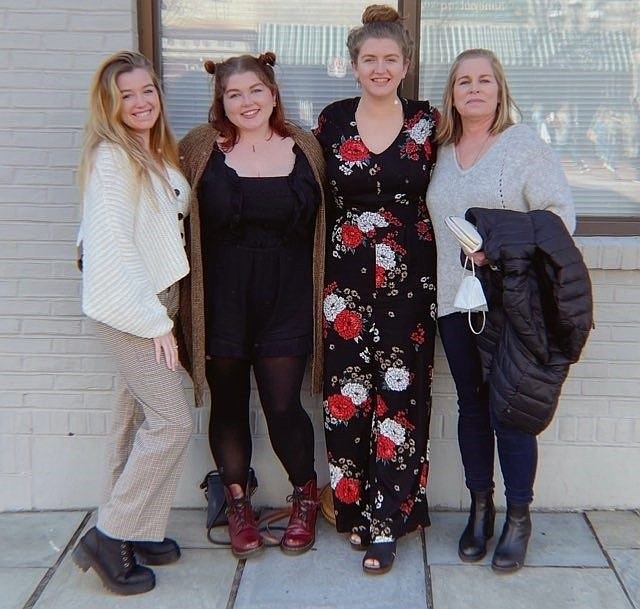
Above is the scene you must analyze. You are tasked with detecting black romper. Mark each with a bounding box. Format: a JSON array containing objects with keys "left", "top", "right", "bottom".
[
  {"left": 314, "top": 98, "right": 439, "bottom": 542},
  {"left": 198, "top": 145, "right": 319, "bottom": 359}
]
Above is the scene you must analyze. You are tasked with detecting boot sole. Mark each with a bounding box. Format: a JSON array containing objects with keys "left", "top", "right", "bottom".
[
  {"left": 72, "top": 542, "right": 155, "bottom": 595},
  {"left": 458, "top": 547, "right": 487, "bottom": 562},
  {"left": 230, "top": 542, "right": 264, "bottom": 559},
  {"left": 491, "top": 560, "right": 524, "bottom": 574},
  {"left": 280, "top": 538, "right": 315, "bottom": 555}
]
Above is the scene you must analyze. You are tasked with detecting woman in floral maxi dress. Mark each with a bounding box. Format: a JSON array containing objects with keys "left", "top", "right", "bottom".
[{"left": 314, "top": 4, "right": 438, "bottom": 575}]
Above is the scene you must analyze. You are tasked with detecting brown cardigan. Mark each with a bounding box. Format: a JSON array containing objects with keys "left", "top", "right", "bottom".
[{"left": 177, "top": 123, "right": 326, "bottom": 406}]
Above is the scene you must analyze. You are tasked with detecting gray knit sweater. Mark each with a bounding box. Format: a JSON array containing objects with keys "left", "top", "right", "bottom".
[{"left": 426, "top": 123, "right": 575, "bottom": 318}]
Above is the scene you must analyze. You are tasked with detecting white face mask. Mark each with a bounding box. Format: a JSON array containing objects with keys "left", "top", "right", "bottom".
[{"left": 453, "top": 257, "right": 487, "bottom": 334}]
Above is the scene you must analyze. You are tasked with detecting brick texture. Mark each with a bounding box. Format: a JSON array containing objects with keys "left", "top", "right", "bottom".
[{"left": 1, "top": 6, "right": 639, "bottom": 511}]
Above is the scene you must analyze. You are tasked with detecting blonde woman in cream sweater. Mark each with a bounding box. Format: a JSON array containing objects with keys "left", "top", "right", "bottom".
[
  {"left": 427, "top": 49, "right": 575, "bottom": 574},
  {"left": 72, "top": 51, "right": 192, "bottom": 596}
]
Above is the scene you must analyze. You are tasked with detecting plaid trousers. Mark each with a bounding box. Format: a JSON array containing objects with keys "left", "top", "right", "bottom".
[{"left": 93, "top": 284, "right": 193, "bottom": 541}]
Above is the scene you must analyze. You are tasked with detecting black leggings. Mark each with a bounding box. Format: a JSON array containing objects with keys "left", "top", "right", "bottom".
[{"left": 205, "top": 355, "right": 315, "bottom": 489}]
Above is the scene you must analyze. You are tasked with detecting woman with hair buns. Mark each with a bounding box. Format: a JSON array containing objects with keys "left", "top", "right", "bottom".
[
  {"left": 72, "top": 51, "right": 192, "bottom": 595},
  {"left": 178, "top": 53, "right": 326, "bottom": 558},
  {"left": 314, "top": 5, "right": 439, "bottom": 574}
]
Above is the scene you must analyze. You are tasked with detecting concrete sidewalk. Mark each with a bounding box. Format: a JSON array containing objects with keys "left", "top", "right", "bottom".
[{"left": 1, "top": 508, "right": 638, "bottom": 609}]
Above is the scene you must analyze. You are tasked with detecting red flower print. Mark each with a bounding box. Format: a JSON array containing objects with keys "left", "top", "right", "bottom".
[
  {"left": 375, "top": 395, "right": 388, "bottom": 417},
  {"left": 416, "top": 220, "right": 432, "bottom": 240},
  {"left": 360, "top": 397, "right": 373, "bottom": 416},
  {"left": 327, "top": 394, "right": 357, "bottom": 420},
  {"left": 338, "top": 138, "right": 369, "bottom": 163},
  {"left": 335, "top": 477, "right": 360, "bottom": 504},
  {"left": 334, "top": 309, "right": 363, "bottom": 340},
  {"left": 400, "top": 498, "right": 415, "bottom": 515},
  {"left": 423, "top": 140, "right": 432, "bottom": 158},
  {"left": 341, "top": 223, "right": 364, "bottom": 248},
  {"left": 375, "top": 265, "right": 386, "bottom": 288},
  {"left": 420, "top": 463, "right": 429, "bottom": 488},
  {"left": 410, "top": 324, "right": 425, "bottom": 345},
  {"left": 405, "top": 140, "right": 418, "bottom": 156},
  {"left": 377, "top": 434, "right": 396, "bottom": 460},
  {"left": 395, "top": 409, "right": 415, "bottom": 431}
]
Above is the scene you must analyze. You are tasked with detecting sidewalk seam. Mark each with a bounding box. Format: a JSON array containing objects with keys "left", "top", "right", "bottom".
[
  {"left": 582, "top": 511, "right": 637, "bottom": 609},
  {"left": 22, "top": 510, "right": 93, "bottom": 609}
]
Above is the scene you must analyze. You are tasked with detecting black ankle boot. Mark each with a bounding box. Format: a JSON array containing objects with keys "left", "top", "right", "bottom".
[
  {"left": 72, "top": 526, "right": 155, "bottom": 595},
  {"left": 134, "top": 537, "right": 181, "bottom": 565},
  {"left": 491, "top": 502, "right": 532, "bottom": 573},
  {"left": 458, "top": 490, "right": 495, "bottom": 562}
]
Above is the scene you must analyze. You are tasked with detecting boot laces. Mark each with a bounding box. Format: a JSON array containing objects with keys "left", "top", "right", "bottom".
[
  {"left": 228, "top": 496, "right": 254, "bottom": 531},
  {"left": 119, "top": 540, "right": 135, "bottom": 571},
  {"left": 286, "top": 488, "right": 315, "bottom": 524}
]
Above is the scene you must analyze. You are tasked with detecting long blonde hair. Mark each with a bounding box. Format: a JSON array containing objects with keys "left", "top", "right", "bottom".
[
  {"left": 77, "top": 51, "right": 178, "bottom": 193},
  {"left": 437, "top": 48, "right": 518, "bottom": 146}
]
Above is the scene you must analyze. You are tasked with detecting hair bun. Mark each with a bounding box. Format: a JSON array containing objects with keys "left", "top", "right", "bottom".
[
  {"left": 362, "top": 4, "right": 400, "bottom": 24},
  {"left": 203, "top": 60, "right": 217, "bottom": 74},
  {"left": 258, "top": 52, "right": 276, "bottom": 67}
]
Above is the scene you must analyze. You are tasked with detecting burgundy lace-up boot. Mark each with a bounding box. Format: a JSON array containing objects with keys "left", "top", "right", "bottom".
[
  {"left": 281, "top": 478, "right": 319, "bottom": 555},
  {"left": 224, "top": 486, "right": 263, "bottom": 558}
]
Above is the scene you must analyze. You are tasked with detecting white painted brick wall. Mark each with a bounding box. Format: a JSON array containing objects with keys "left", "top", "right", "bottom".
[{"left": 1, "top": 5, "right": 639, "bottom": 512}]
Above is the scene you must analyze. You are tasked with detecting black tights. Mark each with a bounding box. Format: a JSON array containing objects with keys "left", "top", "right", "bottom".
[{"left": 205, "top": 355, "right": 315, "bottom": 489}]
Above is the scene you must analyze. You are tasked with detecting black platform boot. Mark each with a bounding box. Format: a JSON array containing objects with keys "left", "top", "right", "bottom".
[
  {"left": 72, "top": 526, "right": 155, "bottom": 595},
  {"left": 134, "top": 538, "right": 181, "bottom": 565},
  {"left": 491, "top": 502, "right": 532, "bottom": 573},
  {"left": 458, "top": 490, "right": 495, "bottom": 562}
]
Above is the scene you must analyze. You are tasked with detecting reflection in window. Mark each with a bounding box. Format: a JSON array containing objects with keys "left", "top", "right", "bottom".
[
  {"left": 419, "top": 0, "right": 640, "bottom": 216},
  {"left": 159, "top": 1, "right": 376, "bottom": 137}
]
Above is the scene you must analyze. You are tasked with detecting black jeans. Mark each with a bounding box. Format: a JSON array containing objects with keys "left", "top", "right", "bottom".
[{"left": 438, "top": 313, "right": 537, "bottom": 504}]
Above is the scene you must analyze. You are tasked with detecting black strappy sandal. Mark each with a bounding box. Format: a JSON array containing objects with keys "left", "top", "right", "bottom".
[{"left": 362, "top": 540, "right": 397, "bottom": 575}]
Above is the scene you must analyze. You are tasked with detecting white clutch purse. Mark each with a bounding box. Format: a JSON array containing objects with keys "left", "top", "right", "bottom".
[{"left": 444, "top": 216, "right": 482, "bottom": 254}]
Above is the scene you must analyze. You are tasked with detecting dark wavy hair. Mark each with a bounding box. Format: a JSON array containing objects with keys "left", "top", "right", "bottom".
[{"left": 204, "top": 52, "right": 290, "bottom": 150}]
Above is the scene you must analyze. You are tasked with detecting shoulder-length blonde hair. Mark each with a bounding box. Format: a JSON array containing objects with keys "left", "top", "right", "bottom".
[
  {"left": 77, "top": 51, "right": 178, "bottom": 193},
  {"left": 437, "top": 48, "right": 518, "bottom": 146}
]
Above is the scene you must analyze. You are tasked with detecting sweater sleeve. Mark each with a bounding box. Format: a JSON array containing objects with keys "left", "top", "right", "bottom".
[
  {"left": 81, "top": 144, "right": 173, "bottom": 338},
  {"left": 522, "top": 143, "right": 576, "bottom": 235}
]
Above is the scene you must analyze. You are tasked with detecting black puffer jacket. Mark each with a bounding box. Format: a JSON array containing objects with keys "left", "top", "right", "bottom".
[{"left": 465, "top": 208, "right": 593, "bottom": 435}]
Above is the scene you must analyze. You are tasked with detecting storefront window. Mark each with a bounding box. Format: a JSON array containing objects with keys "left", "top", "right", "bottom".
[
  {"left": 159, "top": 0, "right": 375, "bottom": 137},
  {"left": 419, "top": 0, "right": 640, "bottom": 217}
]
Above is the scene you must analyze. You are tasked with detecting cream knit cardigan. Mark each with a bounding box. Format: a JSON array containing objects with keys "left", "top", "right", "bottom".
[{"left": 78, "top": 142, "right": 190, "bottom": 337}]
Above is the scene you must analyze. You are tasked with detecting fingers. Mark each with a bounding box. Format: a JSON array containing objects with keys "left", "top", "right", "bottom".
[
  {"left": 153, "top": 334, "right": 178, "bottom": 371},
  {"left": 154, "top": 337, "right": 162, "bottom": 364}
]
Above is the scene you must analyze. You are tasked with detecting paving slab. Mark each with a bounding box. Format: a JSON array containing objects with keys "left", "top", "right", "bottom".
[
  {"left": 0, "top": 567, "right": 47, "bottom": 609},
  {"left": 0, "top": 511, "right": 87, "bottom": 568},
  {"left": 609, "top": 549, "right": 640, "bottom": 609},
  {"left": 234, "top": 518, "right": 428, "bottom": 609},
  {"left": 587, "top": 511, "right": 640, "bottom": 549},
  {"left": 425, "top": 511, "right": 606, "bottom": 567},
  {"left": 431, "top": 565, "right": 634, "bottom": 609},
  {"left": 32, "top": 548, "right": 238, "bottom": 609},
  {"left": 163, "top": 507, "right": 220, "bottom": 550}
]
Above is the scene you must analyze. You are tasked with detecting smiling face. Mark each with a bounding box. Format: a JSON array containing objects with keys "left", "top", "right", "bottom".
[
  {"left": 452, "top": 56, "right": 500, "bottom": 124},
  {"left": 116, "top": 67, "right": 160, "bottom": 143},
  {"left": 221, "top": 71, "right": 276, "bottom": 135},
  {"left": 353, "top": 37, "right": 409, "bottom": 100}
]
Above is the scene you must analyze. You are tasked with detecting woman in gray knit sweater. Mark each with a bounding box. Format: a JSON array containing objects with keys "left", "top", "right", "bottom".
[{"left": 426, "top": 49, "right": 575, "bottom": 573}]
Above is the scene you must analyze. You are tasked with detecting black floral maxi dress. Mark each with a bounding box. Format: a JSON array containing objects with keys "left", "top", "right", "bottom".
[{"left": 314, "top": 97, "right": 439, "bottom": 542}]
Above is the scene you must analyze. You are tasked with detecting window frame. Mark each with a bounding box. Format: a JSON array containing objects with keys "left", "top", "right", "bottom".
[{"left": 138, "top": 0, "right": 639, "bottom": 237}]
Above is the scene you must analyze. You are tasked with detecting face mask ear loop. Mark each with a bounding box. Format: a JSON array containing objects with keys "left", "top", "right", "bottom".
[{"left": 467, "top": 256, "right": 486, "bottom": 335}]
